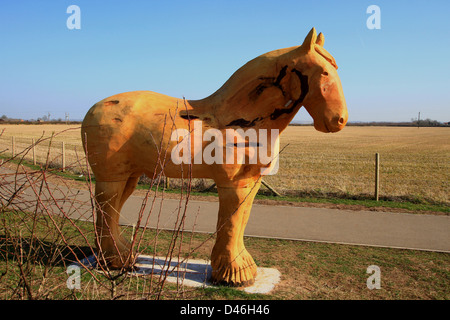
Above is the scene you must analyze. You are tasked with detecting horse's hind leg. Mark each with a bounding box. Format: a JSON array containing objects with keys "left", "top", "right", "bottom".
[
  {"left": 118, "top": 176, "right": 140, "bottom": 211},
  {"left": 94, "top": 178, "right": 137, "bottom": 269}
]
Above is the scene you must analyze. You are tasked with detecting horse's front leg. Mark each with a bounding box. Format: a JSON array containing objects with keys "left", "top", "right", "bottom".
[{"left": 211, "top": 179, "right": 261, "bottom": 286}]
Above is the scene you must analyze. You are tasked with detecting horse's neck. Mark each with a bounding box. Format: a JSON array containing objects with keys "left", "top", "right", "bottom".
[
  {"left": 189, "top": 76, "right": 297, "bottom": 132},
  {"left": 188, "top": 51, "right": 303, "bottom": 132}
]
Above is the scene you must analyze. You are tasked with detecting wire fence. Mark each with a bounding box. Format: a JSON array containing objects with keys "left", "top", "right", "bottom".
[
  {"left": 1, "top": 135, "right": 85, "bottom": 173},
  {"left": 0, "top": 133, "right": 448, "bottom": 205}
]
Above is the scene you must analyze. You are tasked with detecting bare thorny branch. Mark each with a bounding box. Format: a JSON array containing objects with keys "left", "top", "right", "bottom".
[{"left": 0, "top": 121, "right": 212, "bottom": 300}]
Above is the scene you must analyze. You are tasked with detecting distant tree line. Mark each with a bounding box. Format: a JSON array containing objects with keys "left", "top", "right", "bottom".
[
  {"left": 1, "top": 114, "right": 448, "bottom": 127},
  {"left": 0, "top": 114, "right": 81, "bottom": 124},
  {"left": 345, "top": 118, "right": 448, "bottom": 127},
  {"left": 290, "top": 119, "right": 449, "bottom": 127}
]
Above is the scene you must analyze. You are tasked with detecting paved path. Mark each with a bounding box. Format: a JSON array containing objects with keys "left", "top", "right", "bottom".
[
  {"left": 3, "top": 168, "right": 449, "bottom": 253},
  {"left": 120, "top": 194, "right": 450, "bottom": 253}
]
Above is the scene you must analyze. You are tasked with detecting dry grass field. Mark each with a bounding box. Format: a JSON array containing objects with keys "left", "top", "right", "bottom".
[
  {"left": 0, "top": 124, "right": 84, "bottom": 172},
  {"left": 0, "top": 123, "right": 449, "bottom": 204},
  {"left": 270, "top": 125, "right": 450, "bottom": 204}
]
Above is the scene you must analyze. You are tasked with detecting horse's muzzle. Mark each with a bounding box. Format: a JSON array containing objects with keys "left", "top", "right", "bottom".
[{"left": 317, "top": 112, "right": 348, "bottom": 133}]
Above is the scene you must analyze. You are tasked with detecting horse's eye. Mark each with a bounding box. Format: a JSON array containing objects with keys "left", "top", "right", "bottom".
[{"left": 322, "top": 72, "right": 329, "bottom": 76}]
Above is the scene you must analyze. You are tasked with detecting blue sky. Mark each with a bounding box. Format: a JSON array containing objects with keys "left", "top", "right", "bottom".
[{"left": 1, "top": 0, "right": 449, "bottom": 122}]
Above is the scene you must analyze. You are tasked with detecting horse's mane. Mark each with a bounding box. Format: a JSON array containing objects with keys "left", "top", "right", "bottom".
[
  {"left": 314, "top": 45, "right": 338, "bottom": 69},
  {"left": 262, "top": 44, "right": 338, "bottom": 69}
]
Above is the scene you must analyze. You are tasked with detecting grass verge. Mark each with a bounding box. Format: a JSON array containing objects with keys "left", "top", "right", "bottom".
[{"left": 1, "top": 211, "right": 448, "bottom": 300}]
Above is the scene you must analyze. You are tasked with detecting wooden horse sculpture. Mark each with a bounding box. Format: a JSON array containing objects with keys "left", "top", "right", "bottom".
[{"left": 82, "top": 28, "right": 348, "bottom": 286}]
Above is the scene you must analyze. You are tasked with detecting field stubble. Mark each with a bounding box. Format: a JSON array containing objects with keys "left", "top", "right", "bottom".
[{"left": 0, "top": 124, "right": 449, "bottom": 205}]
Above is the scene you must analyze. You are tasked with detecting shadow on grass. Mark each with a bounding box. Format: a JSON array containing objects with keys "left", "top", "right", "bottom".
[{"left": 0, "top": 234, "right": 95, "bottom": 268}]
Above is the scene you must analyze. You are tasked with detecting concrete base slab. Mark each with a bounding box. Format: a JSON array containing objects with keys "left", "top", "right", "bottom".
[
  {"left": 74, "top": 254, "right": 281, "bottom": 294},
  {"left": 131, "top": 255, "right": 281, "bottom": 294}
]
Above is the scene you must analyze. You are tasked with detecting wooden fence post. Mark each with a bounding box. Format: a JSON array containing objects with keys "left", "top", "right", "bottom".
[
  {"left": 201, "top": 179, "right": 282, "bottom": 196},
  {"left": 165, "top": 176, "right": 170, "bottom": 189},
  {"left": 11, "top": 136, "right": 15, "bottom": 158},
  {"left": 131, "top": 224, "right": 136, "bottom": 242},
  {"left": 32, "top": 138, "right": 36, "bottom": 165},
  {"left": 202, "top": 182, "right": 216, "bottom": 192},
  {"left": 375, "top": 153, "right": 380, "bottom": 201},
  {"left": 61, "top": 141, "right": 65, "bottom": 172},
  {"left": 261, "top": 179, "right": 282, "bottom": 197}
]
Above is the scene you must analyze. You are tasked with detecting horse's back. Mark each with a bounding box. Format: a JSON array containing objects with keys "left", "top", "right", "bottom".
[{"left": 81, "top": 90, "right": 180, "bottom": 181}]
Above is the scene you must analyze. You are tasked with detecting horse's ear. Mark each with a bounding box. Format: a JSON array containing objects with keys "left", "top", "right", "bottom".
[
  {"left": 316, "top": 32, "right": 325, "bottom": 46},
  {"left": 301, "top": 27, "right": 317, "bottom": 52}
]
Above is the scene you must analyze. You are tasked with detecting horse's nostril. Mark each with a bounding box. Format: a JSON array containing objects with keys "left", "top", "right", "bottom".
[{"left": 338, "top": 117, "right": 346, "bottom": 126}]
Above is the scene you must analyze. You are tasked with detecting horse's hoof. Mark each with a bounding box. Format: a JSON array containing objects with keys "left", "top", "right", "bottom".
[{"left": 210, "top": 251, "right": 257, "bottom": 287}]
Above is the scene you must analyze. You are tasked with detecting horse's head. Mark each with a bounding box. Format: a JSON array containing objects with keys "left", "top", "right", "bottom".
[
  {"left": 277, "top": 28, "right": 348, "bottom": 133},
  {"left": 189, "top": 27, "right": 347, "bottom": 134}
]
